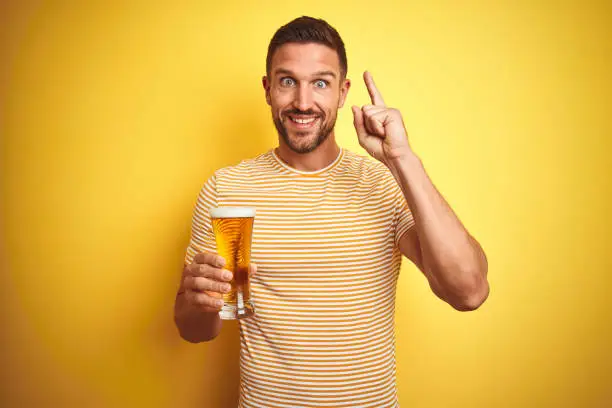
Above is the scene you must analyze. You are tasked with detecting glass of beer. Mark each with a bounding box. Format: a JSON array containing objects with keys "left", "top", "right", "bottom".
[{"left": 209, "top": 207, "right": 255, "bottom": 320}]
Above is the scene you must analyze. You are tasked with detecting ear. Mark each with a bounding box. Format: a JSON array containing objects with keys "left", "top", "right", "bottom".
[
  {"left": 262, "top": 75, "right": 271, "bottom": 106},
  {"left": 338, "top": 78, "right": 351, "bottom": 108}
]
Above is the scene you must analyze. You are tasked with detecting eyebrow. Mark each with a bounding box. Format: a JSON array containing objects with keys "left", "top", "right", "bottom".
[{"left": 273, "top": 68, "right": 337, "bottom": 79}]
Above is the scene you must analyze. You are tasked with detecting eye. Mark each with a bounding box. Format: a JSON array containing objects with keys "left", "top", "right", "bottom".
[
  {"left": 314, "top": 80, "right": 328, "bottom": 89},
  {"left": 280, "top": 77, "right": 296, "bottom": 87}
]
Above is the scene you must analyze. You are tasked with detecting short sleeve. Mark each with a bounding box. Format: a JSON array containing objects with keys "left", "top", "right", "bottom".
[
  {"left": 184, "top": 175, "right": 218, "bottom": 265},
  {"left": 390, "top": 178, "right": 415, "bottom": 246}
]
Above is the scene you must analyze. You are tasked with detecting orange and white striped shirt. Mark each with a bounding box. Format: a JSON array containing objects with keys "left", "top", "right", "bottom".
[{"left": 185, "top": 147, "right": 414, "bottom": 407}]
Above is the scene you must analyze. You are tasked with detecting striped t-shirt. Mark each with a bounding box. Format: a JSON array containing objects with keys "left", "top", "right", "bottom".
[{"left": 185, "top": 147, "right": 414, "bottom": 407}]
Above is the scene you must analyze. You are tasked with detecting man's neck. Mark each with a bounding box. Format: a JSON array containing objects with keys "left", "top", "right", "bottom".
[{"left": 275, "top": 135, "right": 341, "bottom": 172}]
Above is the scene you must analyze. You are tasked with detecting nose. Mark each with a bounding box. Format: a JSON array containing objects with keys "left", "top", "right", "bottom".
[{"left": 293, "top": 83, "right": 314, "bottom": 111}]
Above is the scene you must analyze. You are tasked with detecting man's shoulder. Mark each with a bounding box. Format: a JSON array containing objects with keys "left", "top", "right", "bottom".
[
  {"left": 340, "top": 149, "right": 395, "bottom": 182},
  {"left": 213, "top": 150, "right": 275, "bottom": 179}
]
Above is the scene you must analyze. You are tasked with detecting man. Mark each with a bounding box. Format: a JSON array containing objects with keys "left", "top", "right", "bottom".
[{"left": 174, "top": 16, "right": 489, "bottom": 408}]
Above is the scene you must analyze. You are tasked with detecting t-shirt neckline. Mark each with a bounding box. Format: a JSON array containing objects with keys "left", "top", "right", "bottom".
[{"left": 271, "top": 147, "right": 344, "bottom": 175}]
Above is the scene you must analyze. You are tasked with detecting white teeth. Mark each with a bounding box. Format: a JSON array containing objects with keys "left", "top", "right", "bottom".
[{"left": 291, "top": 117, "right": 316, "bottom": 124}]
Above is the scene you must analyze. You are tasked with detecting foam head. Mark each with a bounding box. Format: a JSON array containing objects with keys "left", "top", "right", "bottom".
[{"left": 209, "top": 207, "right": 256, "bottom": 219}]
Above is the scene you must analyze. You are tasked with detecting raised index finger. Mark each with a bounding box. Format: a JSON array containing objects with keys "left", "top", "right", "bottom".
[{"left": 364, "top": 71, "right": 385, "bottom": 106}]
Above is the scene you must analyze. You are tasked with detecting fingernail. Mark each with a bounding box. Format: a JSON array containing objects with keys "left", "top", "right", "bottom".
[
  {"left": 216, "top": 300, "right": 224, "bottom": 307},
  {"left": 217, "top": 257, "right": 226, "bottom": 267},
  {"left": 223, "top": 271, "right": 233, "bottom": 280},
  {"left": 223, "top": 284, "right": 231, "bottom": 292}
]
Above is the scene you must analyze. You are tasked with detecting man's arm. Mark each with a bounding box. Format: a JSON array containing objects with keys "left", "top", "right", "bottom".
[
  {"left": 389, "top": 154, "right": 489, "bottom": 311},
  {"left": 351, "top": 71, "right": 488, "bottom": 310},
  {"left": 175, "top": 176, "right": 227, "bottom": 342}
]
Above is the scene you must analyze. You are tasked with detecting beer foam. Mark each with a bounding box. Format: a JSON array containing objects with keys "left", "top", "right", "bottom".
[{"left": 209, "top": 207, "right": 256, "bottom": 218}]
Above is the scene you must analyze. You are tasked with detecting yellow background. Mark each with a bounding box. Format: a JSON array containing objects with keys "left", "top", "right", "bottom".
[{"left": 1, "top": 1, "right": 611, "bottom": 407}]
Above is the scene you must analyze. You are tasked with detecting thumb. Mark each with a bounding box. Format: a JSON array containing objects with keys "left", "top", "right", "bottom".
[{"left": 352, "top": 105, "right": 367, "bottom": 137}]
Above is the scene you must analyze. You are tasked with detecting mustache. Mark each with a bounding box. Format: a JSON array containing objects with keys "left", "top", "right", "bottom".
[{"left": 283, "top": 109, "right": 323, "bottom": 117}]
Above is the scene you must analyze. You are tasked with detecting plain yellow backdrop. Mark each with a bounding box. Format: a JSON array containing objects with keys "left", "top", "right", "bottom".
[{"left": 1, "top": 1, "right": 611, "bottom": 407}]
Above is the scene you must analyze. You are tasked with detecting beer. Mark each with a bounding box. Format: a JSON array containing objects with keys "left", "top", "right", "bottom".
[{"left": 209, "top": 207, "right": 255, "bottom": 320}]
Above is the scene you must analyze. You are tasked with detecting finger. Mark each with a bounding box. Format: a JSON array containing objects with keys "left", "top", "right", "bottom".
[
  {"left": 249, "top": 263, "right": 257, "bottom": 277},
  {"left": 366, "top": 114, "right": 386, "bottom": 137},
  {"left": 361, "top": 104, "right": 386, "bottom": 115},
  {"left": 362, "top": 105, "right": 387, "bottom": 135},
  {"left": 194, "top": 252, "right": 226, "bottom": 268},
  {"left": 187, "top": 264, "right": 233, "bottom": 282},
  {"left": 362, "top": 107, "right": 386, "bottom": 137},
  {"left": 364, "top": 115, "right": 384, "bottom": 137},
  {"left": 187, "top": 290, "right": 224, "bottom": 309},
  {"left": 362, "top": 106, "right": 382, "bottom": 136},
  {"left": 352, "top": 105, "right": 367, "bottom": 138},
  {"left": 369, "top": 109, "right": 391, "bottom": 123},
  {"left": 364, "top": 71, "right": 385, "bottom": 106},
  {"left": 188, "top": 276, "right": 232, "bottom": 294}
]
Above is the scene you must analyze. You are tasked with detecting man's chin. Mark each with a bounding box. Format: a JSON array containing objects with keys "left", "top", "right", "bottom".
[
  {"left": 287, "top": 131, "right": 316, "bottom": 145},
  {"left": 278, "top": 123, "right": 333, "bottom": 154},
  {"left": 288, "top": 142, "right": 317, "bottom": 154},
  {"left": 289, "top": 127, "right": 316, "bottom": 136}
]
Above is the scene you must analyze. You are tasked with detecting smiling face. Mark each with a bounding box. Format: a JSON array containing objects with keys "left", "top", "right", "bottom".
[{"left": 263, "top": 42, "right": 350, "bottom": 154}]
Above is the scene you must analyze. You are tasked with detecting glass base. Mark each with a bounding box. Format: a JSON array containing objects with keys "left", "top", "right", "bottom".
[{"left": 219, "top": 300, "right": 255, "bottom": 320}]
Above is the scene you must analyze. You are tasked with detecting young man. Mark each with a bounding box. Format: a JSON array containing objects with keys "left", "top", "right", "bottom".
[{"left": 175, "top": 16, "right": 489, "bottom": 408}]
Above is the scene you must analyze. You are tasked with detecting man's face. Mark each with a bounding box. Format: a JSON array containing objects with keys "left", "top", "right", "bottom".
[{"left": 263, "top": 43, "right": 350, "bottom": 154}]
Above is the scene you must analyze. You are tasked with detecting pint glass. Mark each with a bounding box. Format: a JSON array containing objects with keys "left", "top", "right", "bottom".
[{"left": 209, "top": 207, "right": 255, "bottom": 320}]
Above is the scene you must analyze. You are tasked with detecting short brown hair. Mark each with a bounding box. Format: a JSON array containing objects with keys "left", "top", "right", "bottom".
[{"left": 266, "top": 16, "right": 348, "bottom": 78}]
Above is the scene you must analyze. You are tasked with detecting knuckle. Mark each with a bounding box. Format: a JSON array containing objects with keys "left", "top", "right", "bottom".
[
  {"left": 188, "top": 277, "right": 202, "bottom": 291},
  {"left": 198, "top": 264, "right": 208, "bottom": 276},
  {"left": 186, "top": 264, "right": 196, "bottom": 276},
  {"left": 206, "top": 279, "right": 221, "bottom": 293},
  {"left": 198, "top": 252, "right": 224, "bottom": 268},
  {"left": 184, "top": 264, "right": 196, "bottom": 275},
  {"left": 214, "top": 280, "right": 225, "bottom": 293},
  {"left": 192, "top": 276, "right": 206, "bottom": 291},
  {"left": 196, "top": 263, "right": 208, "bottom": 275},
  {"left": 194, "top": 251, "right": 213, "bottom": 264},
  {"left": 184, "top": 263, "right": 195, "bottom": 276},
  {"left": 207, "top": 296, "right": 221, "bottom": 308},
  {"left": 199, "top": 264, "right": 215, "bottom": 278},
  {"left": 207, "top": 266, "right": 220, "bottom": 279},
  {"left": 192, "top": 291, "right": 209, "bottom": 306},
  {"left": 198, "top": 278, "right": 210, "bottom": 291}
]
